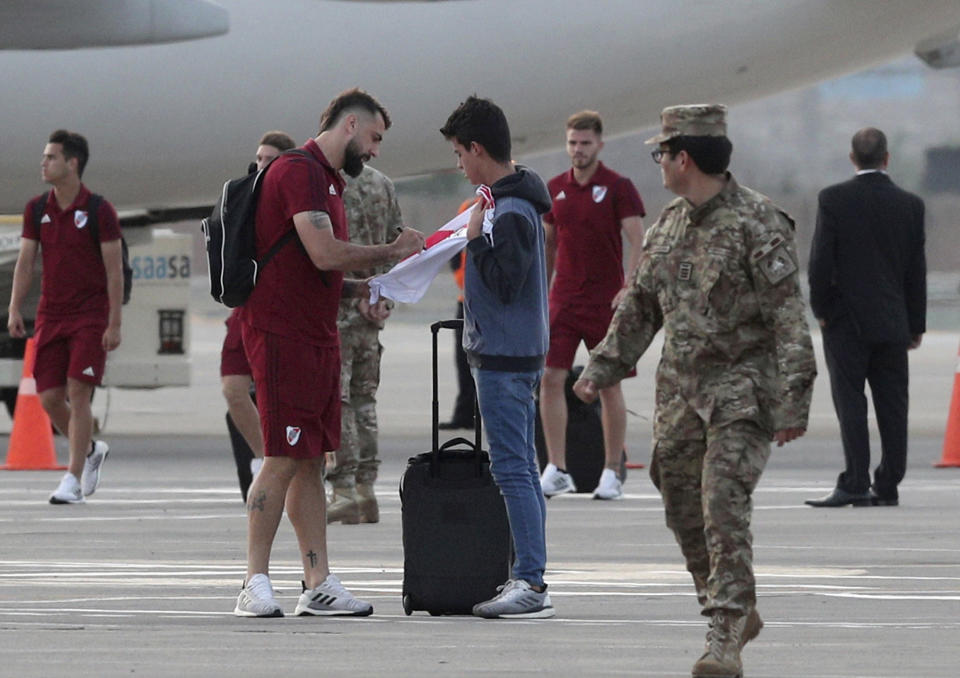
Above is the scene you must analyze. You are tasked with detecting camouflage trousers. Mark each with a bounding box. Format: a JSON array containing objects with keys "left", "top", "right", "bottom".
[
  {"left": 649, "top": 419, "right": 771, "bottom": 616},
  {"left": 327, "top": 323, "right": 382, "bottom": 489}
]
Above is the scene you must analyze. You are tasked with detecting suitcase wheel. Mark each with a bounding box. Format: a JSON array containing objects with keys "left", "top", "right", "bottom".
[{"left": 402, "top": 594, "right": 412, "bottom": 616}]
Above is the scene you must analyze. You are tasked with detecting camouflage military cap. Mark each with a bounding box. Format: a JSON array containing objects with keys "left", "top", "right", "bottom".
[{"left": 644, "top": 104, "right": 727, "bottom": 144}]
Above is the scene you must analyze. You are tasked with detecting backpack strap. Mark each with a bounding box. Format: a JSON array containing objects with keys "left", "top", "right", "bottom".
[
  {"left": 85, "top": 193, "right": 103, "bottom": 251},
  {"left": 282, "top": 148, "right": 310, "bottom": 161},
  {"left": 84, "top": 193, "right": 132, "bottom": 304},
  {"left": 258, "top": 229, "right": 298, "bottom": 270},
  {"left": 257, "top": 148, "right": 329, "bottom": 287},
  {"left": 31, "top": 191, "right": 52, "bottom": 231}
]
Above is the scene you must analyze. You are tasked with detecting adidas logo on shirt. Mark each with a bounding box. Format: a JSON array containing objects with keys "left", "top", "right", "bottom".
[
  {"left": 328, "top": 185, "right": 337, "bottom": 196},
  {"left": 40, "top": 214, "right": 51, "bottom": 224},
  {"left": 555, "top": 190, "right": 566, "bottom": 200},
  {"left": 82, "top": 366, "right": 95, "bottom": 377}
]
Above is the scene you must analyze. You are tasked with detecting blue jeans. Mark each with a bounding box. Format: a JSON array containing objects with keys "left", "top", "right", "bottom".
[{"left": 472, "top": 367, "right": 547, "bottom": 587}]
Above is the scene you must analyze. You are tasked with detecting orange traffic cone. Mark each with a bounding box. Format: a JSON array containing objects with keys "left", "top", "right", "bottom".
[
  {"left": 1, "top": 338, "right": 62, "bottom": 471},
  {"left": 936, "top": 341, "right": 960, "bottom": 468}
]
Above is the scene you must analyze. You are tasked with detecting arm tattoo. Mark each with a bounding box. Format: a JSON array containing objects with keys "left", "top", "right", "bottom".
[
  {"left": 307, "top": 211, "right": 332, "bottom": 231},
  {"left": 247, "top": 490, "right": 267, "bottom": 513},
  {"left": 306, "top": 550, "right": 318, "bottom": 567}
]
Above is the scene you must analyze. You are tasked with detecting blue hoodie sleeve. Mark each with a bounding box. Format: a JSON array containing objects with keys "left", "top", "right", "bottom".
[{"left": 466, "top": 211, "right": 535, "bottom": 305}]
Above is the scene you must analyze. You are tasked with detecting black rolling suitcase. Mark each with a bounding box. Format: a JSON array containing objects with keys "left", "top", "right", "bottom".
[{"left": 400, "top": 320, "right": 512, "bottom": 616}]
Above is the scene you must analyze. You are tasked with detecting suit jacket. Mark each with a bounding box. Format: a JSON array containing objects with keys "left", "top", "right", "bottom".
[{"left": 808, "top": 171, "right": 926, "bottom": 344}]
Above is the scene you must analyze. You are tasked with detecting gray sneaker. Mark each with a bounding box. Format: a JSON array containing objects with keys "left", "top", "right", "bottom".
[
  {"left": 234, "top": 573, "right": 283, "bottom": 617},
  {"left": 81, "top": 440, "right": 109, "bottom": 497},
  {"left": 294, "top": 574, "right": 373, "bottom": 616},
  {"left": 472, "top": 579, "right": 555, "bottom": 619}
]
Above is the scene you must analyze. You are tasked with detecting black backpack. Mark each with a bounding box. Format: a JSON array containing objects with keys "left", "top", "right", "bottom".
[
  {"left": 201, "top": 149, "right": 309, "bottom": 308},
  {"left": 32, "top": 191, "right": 133, "bottom": 304}
]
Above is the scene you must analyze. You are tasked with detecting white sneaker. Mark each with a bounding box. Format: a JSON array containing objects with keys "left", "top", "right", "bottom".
[
  {"left": 592, "top": 468, "right": 623, "bottom": 500},
  {"left": 234, "top": 573, "right": 283, "bottom": 617},
  {"left": 294, "top": 574, "right": 373, "bottom": 616},
  {"left": 472, "top": 579, "right": 555, "bottom": 619},
  {"left": 250, "top": 457, "right": 263, "bottom": 478},
  {"left": 81, "top": 440, "right": 109, "bottom": 497},
  {"left": 49, "top": 473, "right": 84, "bottom": 505},
  {"left": 540, "top": 462, "right": 576, "bottom": 497}
]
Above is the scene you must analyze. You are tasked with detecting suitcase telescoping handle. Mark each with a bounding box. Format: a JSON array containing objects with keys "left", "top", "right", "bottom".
[{"left": 431, "top": 320, "right": 482, "bottom": 471}]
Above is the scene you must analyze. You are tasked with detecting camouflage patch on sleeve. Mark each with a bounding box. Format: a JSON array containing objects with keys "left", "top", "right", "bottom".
[{"left": 752, "top": 237, "right": 797, "bottom": 285}]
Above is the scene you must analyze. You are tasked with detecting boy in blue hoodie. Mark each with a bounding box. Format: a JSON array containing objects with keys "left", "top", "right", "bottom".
[{"left": 440, "top": 96, "right": 554, "bottom": 618}]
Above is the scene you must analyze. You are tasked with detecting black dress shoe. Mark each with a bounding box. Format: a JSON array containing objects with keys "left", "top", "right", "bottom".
[
  {"left": 869, "top": 488, "right": 899, "bottom": 506},
  {"left": 437, "top": 419, "right": 472, "bottom": 430},
  {"left": 804, "top": 488, "right": 872, "bottom": 507}
]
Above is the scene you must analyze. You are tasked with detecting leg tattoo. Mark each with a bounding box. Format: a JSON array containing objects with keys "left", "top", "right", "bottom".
[{"left": 248, "top": 490, "right": 267, "bottom": 513}]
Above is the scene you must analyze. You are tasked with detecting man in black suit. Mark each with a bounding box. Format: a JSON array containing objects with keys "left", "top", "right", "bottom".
[{"left": 805, "top": 127, "right": 926, "bottom": 508}]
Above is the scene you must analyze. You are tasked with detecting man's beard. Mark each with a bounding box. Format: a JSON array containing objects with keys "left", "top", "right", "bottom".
[
  {"left": 343, "top": 138, "right": 367, "bottom": 178},
  {"left": 572, "top": 152, "right": 597, "bottom": 170}
]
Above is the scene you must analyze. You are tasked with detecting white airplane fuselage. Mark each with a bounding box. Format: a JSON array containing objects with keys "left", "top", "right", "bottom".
[{"left": 1, "top": 0, "right": 959, "bottom": 213}]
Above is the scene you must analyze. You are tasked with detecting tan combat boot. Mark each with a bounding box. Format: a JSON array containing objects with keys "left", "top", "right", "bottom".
[
  {"left": 356, "top": 483, "right": 379, "bottom": 524},
  {"left": 740, "top": 607, "right": 763, "bottom": 649},
  {"left": 326, "top": 486, "right": 361, "bottom": 524},
  {"left": 691, "top": 611, "right": 743, "bottom": 678}
]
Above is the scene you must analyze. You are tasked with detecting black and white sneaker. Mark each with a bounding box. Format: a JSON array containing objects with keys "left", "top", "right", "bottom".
[{"left": 294, "top": 574, "right": 373, "bottom": 616}]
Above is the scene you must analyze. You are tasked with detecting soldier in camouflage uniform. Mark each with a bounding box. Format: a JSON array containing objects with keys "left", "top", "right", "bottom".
[
  {"left": 326, "top": 164, "right": 402, "bottom": 524},
  {"left": 574, "top": 105, "right": 816, "bottom": 678}
]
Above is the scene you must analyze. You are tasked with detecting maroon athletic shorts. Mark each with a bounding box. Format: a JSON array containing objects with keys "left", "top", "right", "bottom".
[
  {"left": 241, "top": 323, "right": 340, "bottom": 459},
  {"left": 220, "top": 312, "right": 251, "bottom": 377},
  {"left": 546, "top": 301, "right": 635, "bottom": 377},
  {"left": 33, "top": 316, "right": 107, "bottom": 392}
]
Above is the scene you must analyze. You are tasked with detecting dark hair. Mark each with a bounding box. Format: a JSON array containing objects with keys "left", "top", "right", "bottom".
[
  {"left": 259, "top": 130, "right": 296, "bottom": 151},
  {"left": 48, "top": 129, "right": 90, "bottom": 177},
  {"left": 851, "top": 127, "right": 887, "bottom": 169},
  {"left": 439, "top": 96, "right": 512, "bottom": 164},
  {"left": 319, "top": 87, "right": 391, "bottom": 133},
  {"left": 566, "top": 110, "right": 602, "bottom": 135},
  {"left": 665, "top": 134, "right": 733, "bottom": 174}
]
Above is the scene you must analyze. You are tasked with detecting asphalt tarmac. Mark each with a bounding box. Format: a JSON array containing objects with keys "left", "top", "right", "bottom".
[{"left": 1, "top": 311, "right": 958, "bottom": 677}]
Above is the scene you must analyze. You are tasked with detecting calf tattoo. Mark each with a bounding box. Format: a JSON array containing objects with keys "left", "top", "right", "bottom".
[
  {"left": 307, "top": 550, "right": 318, "bottom": 567},
  {"left": 248, "top": 490, "right": 267, "bottom": 513}
]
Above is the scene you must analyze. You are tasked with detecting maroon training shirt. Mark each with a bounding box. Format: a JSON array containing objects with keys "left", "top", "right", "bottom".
[
  {"left": 243, "top": 139, "right": 347, "bottom": 347},
  {"left": 545, "top": 163, "right": 645, "bottom": 306},
  {"left": 22, "top": 184, "right": 121, "bottom": 320}
]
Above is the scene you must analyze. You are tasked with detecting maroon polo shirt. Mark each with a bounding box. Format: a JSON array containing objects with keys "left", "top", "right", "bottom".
[
  {"left": 243, "top": 139, "right": 347, "bottom": 347},
  {"left": 22, "top": 184, "right": 121, "bottom": 321},
  {"left": 545, "top": 162, "right": 645, "bottom": 306}
]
